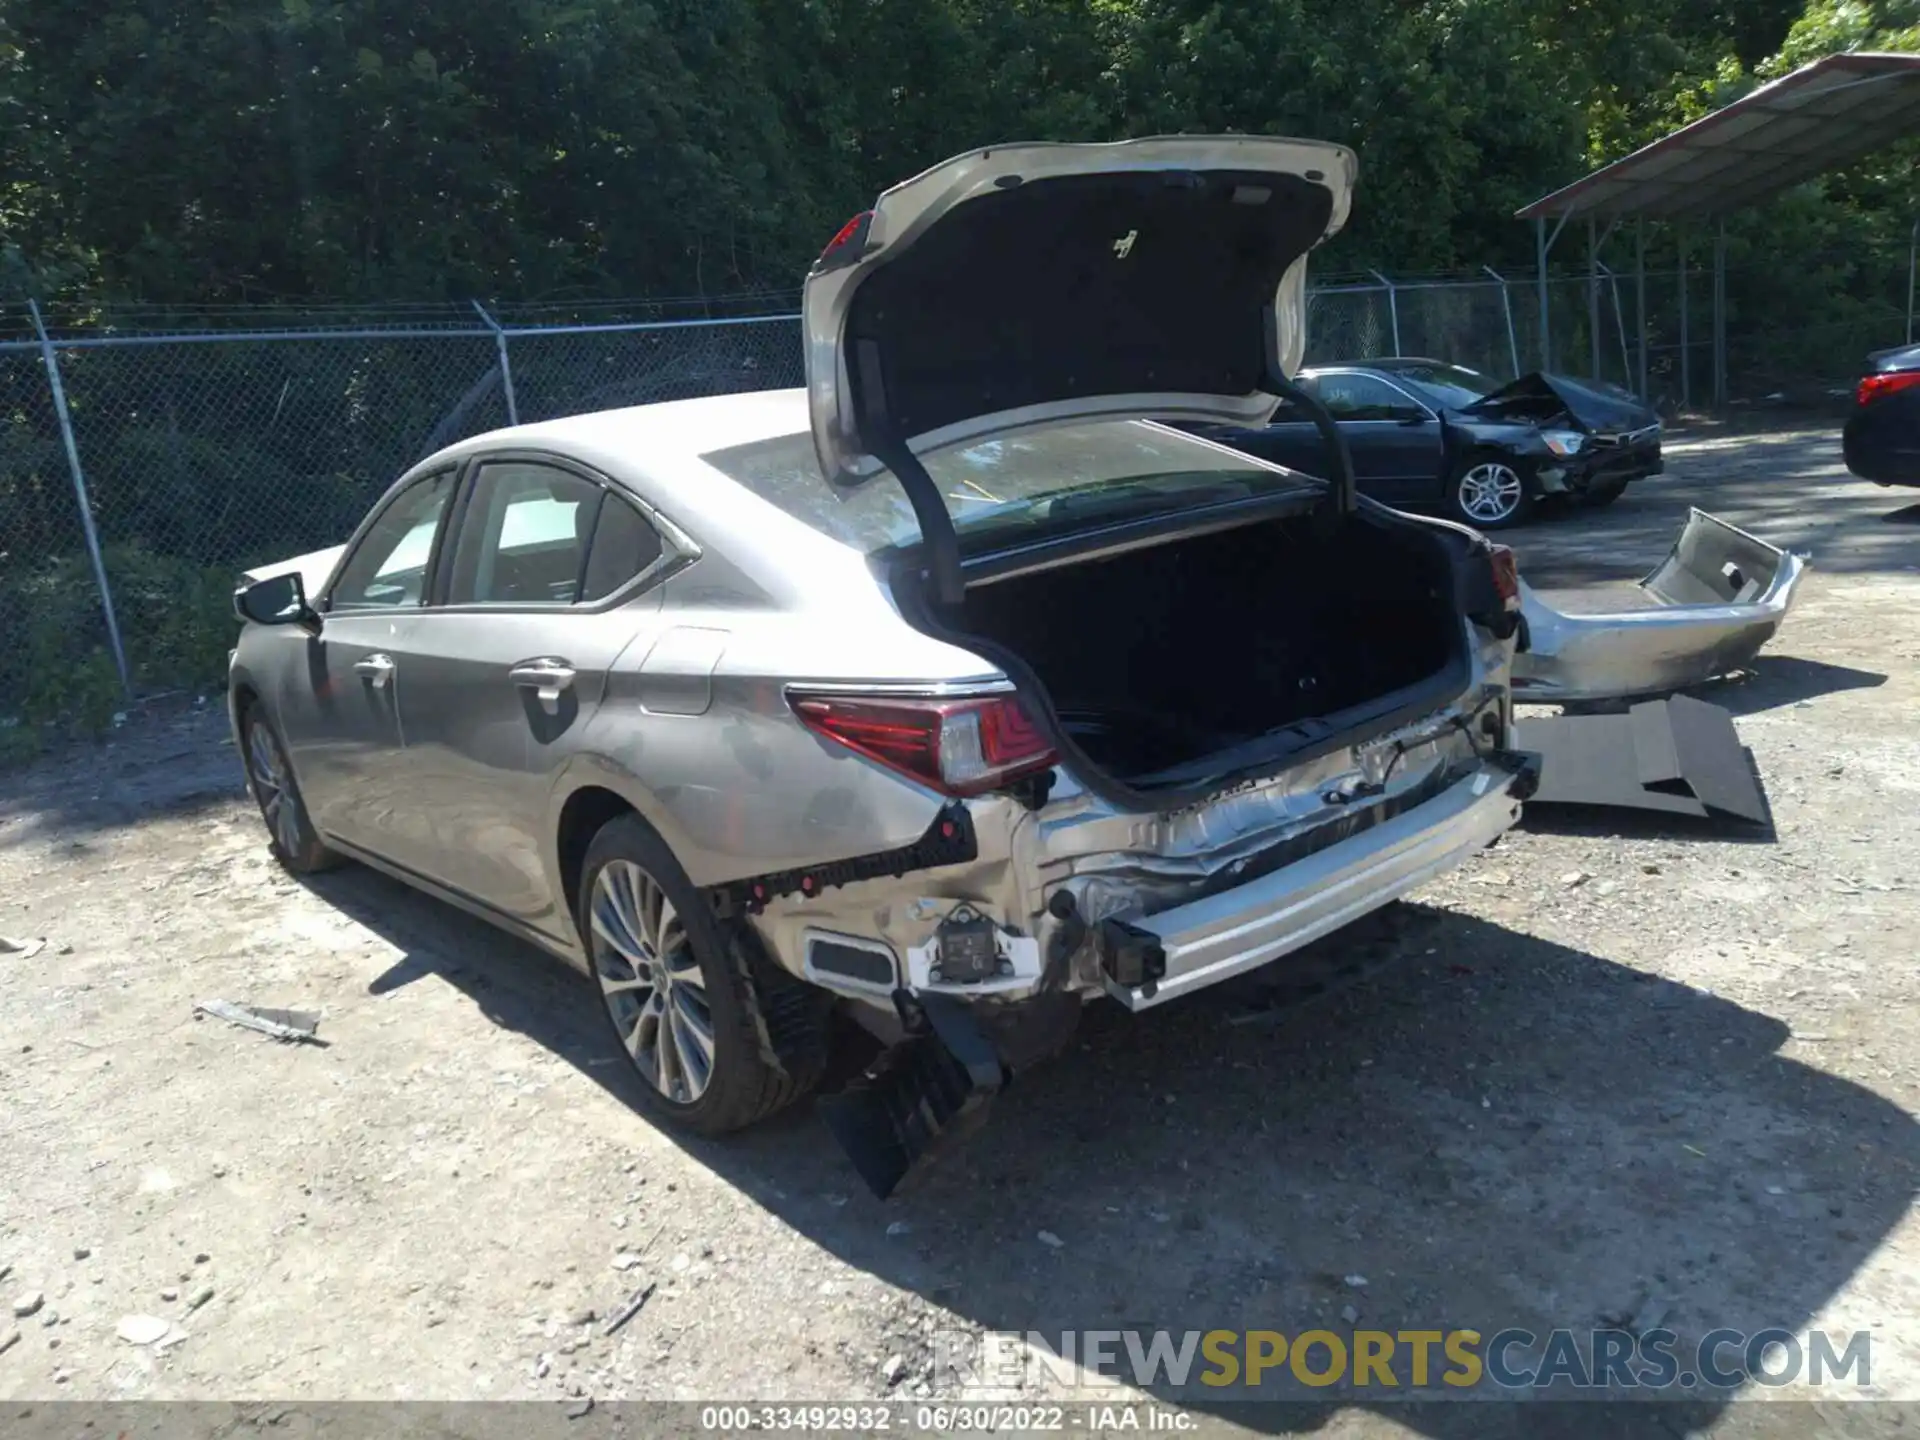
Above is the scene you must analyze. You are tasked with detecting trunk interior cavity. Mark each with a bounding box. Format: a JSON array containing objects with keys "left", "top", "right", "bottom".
[{"left": 953, "top": 515, "right": 1466, "bottom": 789}]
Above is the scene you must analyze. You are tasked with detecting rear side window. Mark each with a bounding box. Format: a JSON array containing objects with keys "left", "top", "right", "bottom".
[
  {"left": 702, "top": 419, "right": 1309, "bottom": 554},
  {"left": 582, "top": 493, "right": 665, "bottom": 601}
]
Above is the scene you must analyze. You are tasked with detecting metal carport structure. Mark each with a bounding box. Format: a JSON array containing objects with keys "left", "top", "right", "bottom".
[{"left": 1517, "top": 50, "right": 1920, "bottom": 409}]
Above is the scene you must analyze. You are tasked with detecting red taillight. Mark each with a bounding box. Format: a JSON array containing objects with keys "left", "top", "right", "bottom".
[
  {"left": 790, "top": 693, "right": 1057, "bottom": 796},
  {"left": 1487, "top": 544, "right": 1520, "bottom": 611},
  {"left": 1857, "top": 369, "right": 1920, "bottom": 407},
  {"left": 815, "top": 211, "right": 875, "bottom": 270}
]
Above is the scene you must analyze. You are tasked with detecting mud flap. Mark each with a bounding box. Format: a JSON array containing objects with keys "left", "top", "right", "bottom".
[
  {"left": 815, "top": 993, "right": 1009, "bottom": 1200},
  {"left": 1514, "top": 695, "right": 1768, "bottom": 825}
]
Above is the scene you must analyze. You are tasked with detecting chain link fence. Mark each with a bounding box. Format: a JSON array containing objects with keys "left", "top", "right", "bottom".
[{"left": 0, "top": 266, "right": 1892, "bottom": 740}]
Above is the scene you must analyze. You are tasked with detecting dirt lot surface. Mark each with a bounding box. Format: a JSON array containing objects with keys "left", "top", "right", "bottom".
[{"left": 2, "top": 424, "right": 1918, "bottom": 1435}]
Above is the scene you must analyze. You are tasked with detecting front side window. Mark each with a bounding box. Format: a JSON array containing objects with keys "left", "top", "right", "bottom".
[
  {"left": 1312, "top": 373, "right": 1427, "bottom": 422},
  {"left": 446, "top": 462, "right": 602, "bottom": 606},
  {"left": 703, "top": 419, "right": 1315, "bottom": 554},
  {"left": 328, "top": 471, "right": 454, "bottom": 609}
]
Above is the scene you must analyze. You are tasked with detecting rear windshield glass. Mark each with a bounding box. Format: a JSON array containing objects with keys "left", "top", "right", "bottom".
[{"left": 701, "top": 420, "right": 1316, "bottom": 553}]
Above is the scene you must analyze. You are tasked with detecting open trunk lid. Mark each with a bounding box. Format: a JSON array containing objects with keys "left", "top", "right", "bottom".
[{"left": 801, "top": 137, "right": 1357, "bottom": 597}]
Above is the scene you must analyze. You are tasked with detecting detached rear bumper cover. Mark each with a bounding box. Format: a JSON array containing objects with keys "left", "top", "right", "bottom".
[
  {"left": 1512, "top": 509, "right": 1808, "bottom": 703},
  {"left": 1102, "top": 763, "right": 1525, "bottom": 1012}
]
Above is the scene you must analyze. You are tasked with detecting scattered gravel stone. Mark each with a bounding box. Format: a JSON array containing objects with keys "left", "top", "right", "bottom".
[
  {"left": 72, "top": 1248, "right": 90, "bottom": 1261},
  {"left": 11, "top": 1293, "right": 43, "bottom": 1320},
  {"left": 882, "top": 1354, "right": 907, "bottom": 1385},
  {"left": 186, "top": 1286, "right": 215, "bottom": 1312},
  {"left": 160, "top": 1287, "right": 179, "bottom": 1302},
  {"left": 0, "top": 1327, "right": 19, "bottom": 1356},
  {"left": 885, "top": 1222, "right": 913, "bottom": 1238},
  {"left": 1560, "top": 871, "right": 1590, "bottom": 889},
  {"left": 1344, "top": 1274, "right": 1369, "bottom": 1289},
  {"left": 1037, "top": 1231, "right": 1065, "bottom": 1249},
  {"left": 1341, "top": 1305, "right": 1360, "bottom": 1324}
]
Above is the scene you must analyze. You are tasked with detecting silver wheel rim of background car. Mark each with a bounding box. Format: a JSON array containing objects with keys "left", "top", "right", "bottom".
[
  {"left": 1457, "top": 462, "right": 1524, "bottom": 523},
  {"left": 246, "top": 719, "right": 305, "bottom": 857},
  {"left": 589, "top": 860, "right": 715, "bottom": 1104}
]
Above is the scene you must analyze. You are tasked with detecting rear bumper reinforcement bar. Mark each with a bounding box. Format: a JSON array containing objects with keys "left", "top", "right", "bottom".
[{"left": 1097, "top": 761, "right": 1528, "bottom": 1012}]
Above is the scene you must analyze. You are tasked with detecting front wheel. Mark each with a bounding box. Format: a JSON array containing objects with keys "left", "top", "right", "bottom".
[
  {"left": 241, "top": 707, "right": 340, "bottom": 874},
  {"left": 579, "top": 815, "right": 828, "bottom": 1135},
  {"left": 1446, "top": 457, "right": 1534, "bottom": 530}
]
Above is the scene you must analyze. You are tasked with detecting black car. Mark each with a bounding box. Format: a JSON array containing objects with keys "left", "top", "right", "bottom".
[
  {"left": 1842, "top": 342, "right": 1920, "bottom": 486},
  {"left": 1184, "top": 358, "right": 1664, "bottom": 530}
]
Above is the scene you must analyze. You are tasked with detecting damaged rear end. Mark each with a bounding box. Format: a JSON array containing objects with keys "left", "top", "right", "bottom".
[{"left": 764, "top": 135, "right": 1541, "bottom": 1196}]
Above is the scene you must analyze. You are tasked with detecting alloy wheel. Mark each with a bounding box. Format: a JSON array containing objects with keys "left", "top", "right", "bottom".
[
  {"left": 589, "top": 859, "right": 717, "bottom": 1104},
  {"left": 1456, "top": 462, "right": 1525, "bottom": 524},
  {"left": 246, "top": 718, "right": 306, "bottom": 858}
]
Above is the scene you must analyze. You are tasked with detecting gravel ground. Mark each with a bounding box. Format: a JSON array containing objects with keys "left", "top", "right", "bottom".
[{"left": 1, "top": 423, "right": 1917, "bottom": 1436}]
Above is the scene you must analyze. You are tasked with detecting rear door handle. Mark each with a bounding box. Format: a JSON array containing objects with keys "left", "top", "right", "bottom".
[
  {"left": 509, "top": 658, "right": 577, "bottom": 707},
  {"left": 353, "top": 653, "right": 395, "bottom": 688}
]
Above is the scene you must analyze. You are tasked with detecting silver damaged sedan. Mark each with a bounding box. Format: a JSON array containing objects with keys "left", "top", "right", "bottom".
[{"left": 228, "top": 137, "right": 1540, "bottom": 1195}]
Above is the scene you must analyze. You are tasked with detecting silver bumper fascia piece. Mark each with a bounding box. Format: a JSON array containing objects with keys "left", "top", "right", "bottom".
[
  {"left": 1511, "top": 509, "right": 1808, "bottom": 703},
  {"left": 1102, "top": 764, "right": 1523, "bottom": 1011}
]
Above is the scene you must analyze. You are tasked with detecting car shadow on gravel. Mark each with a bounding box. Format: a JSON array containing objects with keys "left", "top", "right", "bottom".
[{"left": 315, "top": 864, "right": 1915, "bottom": 1435}]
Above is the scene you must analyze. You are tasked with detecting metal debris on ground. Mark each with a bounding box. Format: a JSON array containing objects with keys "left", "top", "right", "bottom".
[
  {"left": 601, "top": 1282, "right": 656, "bottom": 1337},
  {"left": 194, "top": 999, "right": 324, "bottom": 1045},
  {"left": 116, "top": 1314, "right": 171, "bottom": 1346}
]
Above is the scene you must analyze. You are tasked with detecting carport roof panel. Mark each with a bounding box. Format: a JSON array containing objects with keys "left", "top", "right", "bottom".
[{"left": 1516, "top": 52, "right": 1920, "bottom": 221}]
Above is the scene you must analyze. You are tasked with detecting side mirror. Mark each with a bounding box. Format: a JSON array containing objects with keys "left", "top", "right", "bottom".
[{"left": 234, "top": 572, "right": 317, "bottom": 628}]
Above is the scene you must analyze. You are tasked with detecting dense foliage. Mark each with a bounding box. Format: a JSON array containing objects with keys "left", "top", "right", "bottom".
[
  {"left": 3, "top": 0, "right": 1916, "bottom": 302},
  {"left": 1, "top": 0, "right": 1917, "bottom": 748}
]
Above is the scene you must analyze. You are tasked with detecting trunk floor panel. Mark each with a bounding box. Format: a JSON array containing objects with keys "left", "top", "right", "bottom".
[{"left": 954, "top": 514, "right": 1464, "bottom": 787}]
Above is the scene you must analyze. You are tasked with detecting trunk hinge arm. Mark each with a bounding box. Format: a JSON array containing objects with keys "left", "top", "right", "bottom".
[
  {"left": 870, "top": 433, "right": 967, "bottom": 607},
  {"left": 1261, "top": 365, "right": 1358, "bottom": 529}
]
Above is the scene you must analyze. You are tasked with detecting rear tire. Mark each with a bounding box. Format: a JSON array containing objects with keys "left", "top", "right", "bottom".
[
  {"left": 578, "top": 815, "right": 829, "bottom": 1135},
  {"left": 240, "top": 706, "right": 340, "bottom": 874},
  {"left": 1445, "top": 455, "right": 1534, "bottom": 530}
]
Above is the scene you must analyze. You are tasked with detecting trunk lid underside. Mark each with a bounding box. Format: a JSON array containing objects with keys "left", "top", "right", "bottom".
[{"left": 802, "top": 136, "right": 1357, "bottom": 492}]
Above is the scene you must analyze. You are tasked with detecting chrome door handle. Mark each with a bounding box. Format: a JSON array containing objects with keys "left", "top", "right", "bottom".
[
  {"left": 509, "top": 658, "right": 576, "bottom": 706},
  {"left": 353, "top": 653, "right": 395, "bottom": 688}
]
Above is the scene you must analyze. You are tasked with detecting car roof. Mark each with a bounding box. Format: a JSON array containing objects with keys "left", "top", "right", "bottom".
[{"left": 449, "top": 387, "right": 811, "bottom": 465}]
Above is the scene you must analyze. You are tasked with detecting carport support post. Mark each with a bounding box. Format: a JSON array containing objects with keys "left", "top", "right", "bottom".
[
  {"left": 1635, "top": 217, "right": 1649, "bottom": 399},
  {"left": 1712, "top": 217, "right": 1728, "bottom": 410},
  {"left": 29, "top": 298, "right": 130, "bottom": 697},
  {"left": 471, "top": 300, "right": 521, "bottom": 426},
  {"left": 1588, "top": 217, "right": 1602, "bottom": 379},
  {"left": 1536, "top": 216, "right": 1551, "bottom": 369},
  {"left": 1677, "top": 229, "right": 1691, "bottom": 410},
  {"left": 1907, "top": 216, "right": 1917, "bottom": 344}
]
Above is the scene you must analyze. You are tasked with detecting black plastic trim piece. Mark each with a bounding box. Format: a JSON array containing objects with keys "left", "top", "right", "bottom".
[
  {"left": 871, "top": 435, "right": 966, "bottom": 606},
  {"left": 707, "top": 804, "right": 978, "bottom": 917}
]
